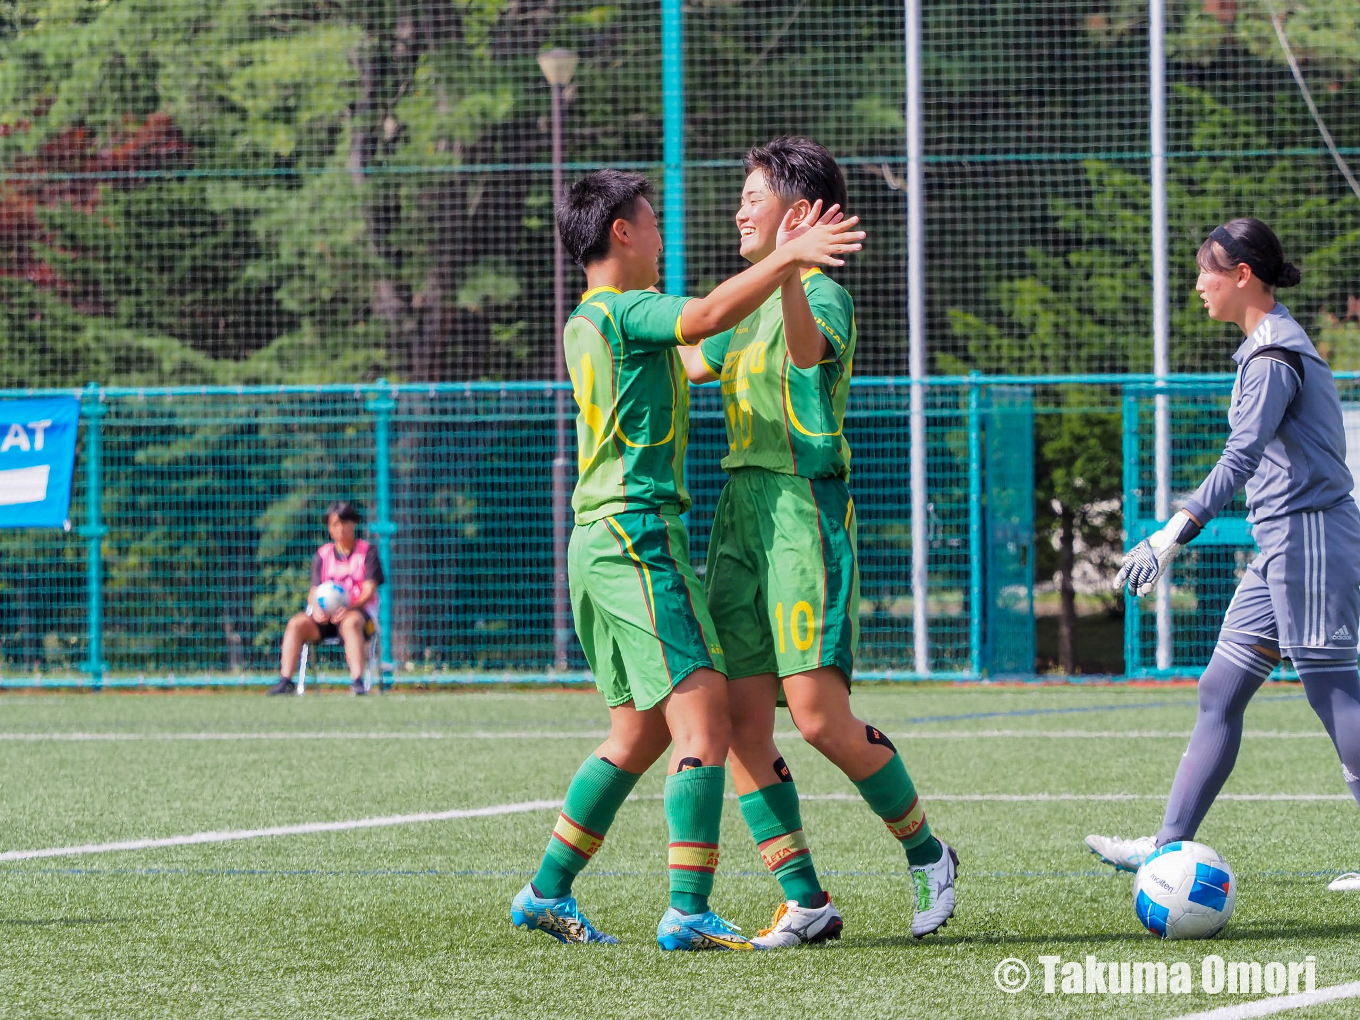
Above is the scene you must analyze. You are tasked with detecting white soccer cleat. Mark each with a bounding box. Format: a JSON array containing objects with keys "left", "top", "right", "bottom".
[
  {"left": 750, "top": 898, "right": 843, "bottom": 948},
  {"left": 1327, "top": 872, "right": 1360, "bottom": 892},
  {"left": 910, "top": 841, "right": 959, "bottom": 937},
  {"left": 1085, "top": 833, "right": 1157, "bottom": 873}
]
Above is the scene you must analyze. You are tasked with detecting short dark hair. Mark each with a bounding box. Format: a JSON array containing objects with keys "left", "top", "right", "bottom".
[
  {"left": 744, "top": 136, "right": 847, "bottom": 212},
  {"left": 325, "top": 500, "right": 360, "bottom": 524},
  {"left": 1197, "top": 217, "right": 1301, "bottom": 289},
  {"left": 556, "top": 170, "right": 655, "bottom": 268}
]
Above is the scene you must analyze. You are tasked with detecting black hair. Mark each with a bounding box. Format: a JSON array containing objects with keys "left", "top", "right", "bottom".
[
  {"left": 325, "top": 500, "right": 360, "bottom": 524},
  {"left": 1197, "top": 217, "right": 1301, "bottom": 289},
  {"left": 743, "top": 136, "right": 848, "bottom": 213},
  {"left": 556, "top": 169, "right": 655, "bottom": 268}
]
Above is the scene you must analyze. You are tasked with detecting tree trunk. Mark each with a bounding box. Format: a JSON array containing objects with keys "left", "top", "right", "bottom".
[{"left": 1058, "top": 504, "right": 1077, "bottom": 674}]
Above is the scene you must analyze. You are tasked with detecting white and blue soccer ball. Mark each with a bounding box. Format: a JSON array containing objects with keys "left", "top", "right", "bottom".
[
  {"left": 1133, "top": 840, "right": 1236, "bottom": 940},
  {"left": 313, "top": 581, "right": 350, "bottom": 615}
]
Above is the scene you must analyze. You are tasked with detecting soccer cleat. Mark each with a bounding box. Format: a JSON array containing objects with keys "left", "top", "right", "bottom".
[
  {"left": 1085, "top": 833, "right": 1157, "bottom": 873},
  {"left": 510, "top": 884, "right": 618, "bottom": 945},
  {"left": 266, "top": 678, "right": 296, "bottom": 696},
  {"left": 350, "top": 679, "right": 367, "bottom": 696},
  {"left": 750, "top": 898, "right": 843, "bottom": 948},
  {"left": 1328, "top": 872, "right": 1360, "bottom": 892},
  {"left": 910, "top": 841, "right": 959, "bottom": 938},
  {"left": 656, "top": 907, "right": 757, "bottom": 951}
]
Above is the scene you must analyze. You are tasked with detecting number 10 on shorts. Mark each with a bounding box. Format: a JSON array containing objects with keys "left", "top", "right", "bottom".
[{"left": 776, "top": 601, "right": 817, "bottom": 653}]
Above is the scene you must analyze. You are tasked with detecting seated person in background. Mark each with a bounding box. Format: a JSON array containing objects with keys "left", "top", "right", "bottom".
[{"left": 268, "top": 500, "right": 385, "bottom": 696}]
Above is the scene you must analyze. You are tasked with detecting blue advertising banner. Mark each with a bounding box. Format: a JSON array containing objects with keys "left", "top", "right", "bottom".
[{"left": 0, "top": 397, "right": 80, "bottom": 528}]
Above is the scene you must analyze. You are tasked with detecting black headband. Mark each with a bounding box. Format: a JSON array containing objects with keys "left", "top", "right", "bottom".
[{"left": 1209, "top": 226, "right": 1277, "bottom": 286}]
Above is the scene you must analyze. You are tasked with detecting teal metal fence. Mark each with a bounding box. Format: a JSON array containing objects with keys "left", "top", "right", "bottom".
[{"left": 4, "top": 373, "right": 1356, "bottom": 687}]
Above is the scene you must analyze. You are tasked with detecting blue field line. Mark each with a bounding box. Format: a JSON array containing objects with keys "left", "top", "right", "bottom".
[
  {"left": 898, "top": 692, "right": 1303, "bottom": 725},
  {"left": 4, "top": 864, "right": 1344, "bottom": 881}
]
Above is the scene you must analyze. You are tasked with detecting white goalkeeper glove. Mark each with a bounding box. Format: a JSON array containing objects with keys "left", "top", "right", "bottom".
[{"left": 1115, "top": 510, "right": 1202, "bottom": 598}]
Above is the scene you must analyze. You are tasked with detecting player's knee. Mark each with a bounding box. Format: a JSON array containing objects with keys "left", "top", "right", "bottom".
[
  {"left": 285, "top": 614, "right": 309, "bottom": 635},
  {"left": 728, "top": 709, "right": 770, "bottom": 754},
  {"left": 705, "top": 714, "right": 732, "bottom": 759},
  {"left": 794, "top": 713, "right": 841, "bottom": 756}
]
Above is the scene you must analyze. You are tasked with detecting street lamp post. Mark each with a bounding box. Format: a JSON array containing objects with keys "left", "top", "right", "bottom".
[{"left": 539, "top": 48, "right": 578, "bottom": 674}]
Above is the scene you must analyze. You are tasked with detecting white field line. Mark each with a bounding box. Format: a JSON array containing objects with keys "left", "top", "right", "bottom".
[
  {"left": 798, "top": 792, "right": 1352, "bottom": 802},
  {"left": 0, "top": 729, "right": 1332, "bottom": 742},
  {"left": 0, "top": 799, "right": 560, "bottom": 862},
  {"left": 1164, "top": 980, "right": 1360, "bottom": 1020},
  {"left": 5, "top": 787, "right": 1350, "bottom": 863},
  {"left": 627, "top": 792, "right": 1353, "bottom": 803}
]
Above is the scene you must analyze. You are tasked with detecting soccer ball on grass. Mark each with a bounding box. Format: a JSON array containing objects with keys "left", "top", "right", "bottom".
[{"left": 1133, "top": 840, "right": 1236, "bottom": 940}]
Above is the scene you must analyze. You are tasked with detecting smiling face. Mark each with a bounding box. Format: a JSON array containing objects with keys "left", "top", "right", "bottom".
[{"left": 735, "top": 169, "right": 796, "bottom": 264}]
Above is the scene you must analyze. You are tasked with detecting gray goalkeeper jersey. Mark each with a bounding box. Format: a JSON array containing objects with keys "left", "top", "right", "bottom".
[{"left": 1183, "top": 304, "right": 1356, "bottom": 526}]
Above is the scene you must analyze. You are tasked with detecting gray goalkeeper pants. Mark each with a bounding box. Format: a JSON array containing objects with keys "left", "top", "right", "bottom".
[{"left": 1219, "top": 503, "right": 1360, "bottom": 661}]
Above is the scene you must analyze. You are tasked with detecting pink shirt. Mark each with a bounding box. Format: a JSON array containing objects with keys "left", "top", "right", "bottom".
[{"left": 312, "top": 539, "right": 383, "bottom": 617}]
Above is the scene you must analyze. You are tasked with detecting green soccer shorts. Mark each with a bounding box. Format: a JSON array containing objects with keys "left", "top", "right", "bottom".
[
  {"left": 569, "top": 511, "right": 727, "bottom": 711},
  {"left": 705, "top": 468, "right": 859, "bottom": 682}
]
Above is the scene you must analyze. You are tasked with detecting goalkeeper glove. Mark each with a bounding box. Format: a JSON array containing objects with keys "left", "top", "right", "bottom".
[{"left": 1115, "top": 510, "right": 1202, "bottom": 598}]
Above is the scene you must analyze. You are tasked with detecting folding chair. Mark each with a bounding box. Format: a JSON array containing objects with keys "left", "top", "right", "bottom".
[{"left": 296, "top": 616, "right": 383, "bottom": 695}]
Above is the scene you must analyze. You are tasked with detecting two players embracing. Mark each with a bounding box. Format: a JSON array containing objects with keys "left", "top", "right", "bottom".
[{"left": 511, "top": 138, "right": 958, "bottom": 950}]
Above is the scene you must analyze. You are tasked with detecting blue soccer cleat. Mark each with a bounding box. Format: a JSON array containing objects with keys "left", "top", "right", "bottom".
[
  {"left": 510, "top": 884, "right": 618, "bottom": 944},
  {"left": 656, "top": 907, "right": 757, "bottom": 951}
]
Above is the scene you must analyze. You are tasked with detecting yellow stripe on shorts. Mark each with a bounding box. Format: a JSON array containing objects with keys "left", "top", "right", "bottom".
[{"left": 604, "top": 515, "right": 657, "bottom": 622}]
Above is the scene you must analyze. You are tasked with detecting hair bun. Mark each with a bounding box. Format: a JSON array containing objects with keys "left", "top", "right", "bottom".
[{"left": 1276, "top": 262, "right": 1302, "bottom": 288}]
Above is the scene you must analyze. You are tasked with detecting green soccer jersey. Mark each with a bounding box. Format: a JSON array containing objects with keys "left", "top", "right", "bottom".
[
  {"left": 700, "top": 268, "right": 855, "bottom": 479},
  {"left": 565, "top": 285, "right": 696, "bottom": 524}
]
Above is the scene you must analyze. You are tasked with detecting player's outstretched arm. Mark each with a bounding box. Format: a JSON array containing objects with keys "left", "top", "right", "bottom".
[
  {"left": 676, "top": 213, "right": 863, "bottom": 344},
  {"left": 777, "top": 200, "right": 840, "bottom": 369}
]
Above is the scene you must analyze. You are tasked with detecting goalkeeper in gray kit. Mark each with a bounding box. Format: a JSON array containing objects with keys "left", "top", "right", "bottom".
[{"left": 1087, "top": 219, "right": 1360, "bottom": 891}]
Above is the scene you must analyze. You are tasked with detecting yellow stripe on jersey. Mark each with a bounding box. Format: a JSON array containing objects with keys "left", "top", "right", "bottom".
[
  {"left": 784, "top": 364, "right": 844, "bottom": 438},
  {"left": 586, "top": 301, "right": 623, "bottom": 344},
  {"left": 845, "top": 497, "right": 854, "bottom": 531}
]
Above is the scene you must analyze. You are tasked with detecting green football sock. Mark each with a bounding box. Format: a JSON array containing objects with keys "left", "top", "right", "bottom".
[
  {"left": 664, "top": 765, "right": 726, "bottom": 914},
  {"left": 853, "top": 751, "right": 943, "bottom": 866},
  {"left": 532, "top": 755, "right": 640, "bottom": 900},
  {"left": 738, "top": 781, "right": 824, "bottom": 906}
]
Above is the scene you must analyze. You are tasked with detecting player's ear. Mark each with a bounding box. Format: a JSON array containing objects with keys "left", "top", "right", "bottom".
[
  {"left": 610, "top": 217, "right": 631, "bottom": 249},
  {"left": 1235, "top": 263, "right": 1253, "bottom": 289},
  {"left": 789, "top": 197, "right": 813, "bottom": 226}
]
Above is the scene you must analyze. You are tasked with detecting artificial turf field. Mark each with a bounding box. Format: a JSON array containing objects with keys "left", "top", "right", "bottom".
[{"left": 2, "top": 684, "right": 1359, "bottom": 1020}]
